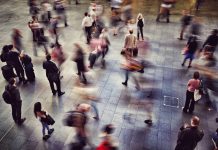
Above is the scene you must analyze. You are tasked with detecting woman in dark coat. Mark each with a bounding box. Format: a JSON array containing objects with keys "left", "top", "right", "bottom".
[{"left": 73, "top": 43, "right": 87, "bottom": 84}]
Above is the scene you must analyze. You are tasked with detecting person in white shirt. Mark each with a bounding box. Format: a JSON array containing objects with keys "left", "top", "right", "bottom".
[{"left": 82, "top": 12, "right": 93, "bottom": 44}]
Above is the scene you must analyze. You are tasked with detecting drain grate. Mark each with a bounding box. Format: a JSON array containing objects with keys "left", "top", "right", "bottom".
[{"left": 163, "top": 96, "right": 179, "bottom": 108}]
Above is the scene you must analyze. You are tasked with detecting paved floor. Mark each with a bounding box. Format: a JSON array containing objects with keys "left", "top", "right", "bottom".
[{"left": 0, "top": 0, "right": 218, "bottom": 150}]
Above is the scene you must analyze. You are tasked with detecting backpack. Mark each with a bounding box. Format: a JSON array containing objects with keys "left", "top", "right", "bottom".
[
  {"left": 2, "top": 89, "right": 12, "bottom": 104},
  {"left": 63, "top": 111, "right": 87, "bottom": 127}
]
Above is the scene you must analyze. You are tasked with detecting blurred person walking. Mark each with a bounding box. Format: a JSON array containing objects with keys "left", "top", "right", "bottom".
[
  {"left": 182, "top": 71, "right": 200, "bottom": 113},
  {"left": 175, "top": 116, "right": 204, "bottom": 150},
  {"left": 73, "top": 43, "right": 87, "bottom": 84},
  {"left": 178, "top": 10, "right": 192, "bottom": 40},
  {"left": 181, "top": 36, "right": 198, "bottom": 68},
  {"left": 123, "top": 29, "right": 137, "bottom": 57},
  {"left": 54, "top": 0, "right": 68, "bottom": 27},
  {"left": 12, "top": 29, "right": 23, "bottom": 52},
  {"left": 201, "top": 29, "right": 218, "bottom": 57},
  {"left": 43, "top": 54, "right": 65, "bottom": 96},
  {"left": 136, "top": 13, "right": 144, "bottom": 41},
  {"left": 34, "top": 102, "right": 55, "bottom": 141},
  {"left": 3, "top": 78, "right": 26, "bottom": 124},
  {"left": 82, "top": 12, "right": 93, "bottom": 44},
  {"left": 51, "top": 42, "right": 66, "bottom": 71}
]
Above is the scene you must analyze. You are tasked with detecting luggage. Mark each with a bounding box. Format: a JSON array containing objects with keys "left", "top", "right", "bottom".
[
  {"left": 63, "top": 111, "right": 87, "bottom": 127},
  {"left": 133, "top": 48, "right": 138, "bottom": 57},
  {"left": 1, "top": 65, "right": 16, "bottom": 81}
]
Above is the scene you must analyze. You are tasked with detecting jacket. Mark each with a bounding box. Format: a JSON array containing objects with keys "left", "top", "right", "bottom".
[
  {"left": 43, "top": 60, "right": 59, "bottom": 78},
  {"left": 175, "top": 126, "right": 204, "bottom": 150},
  {"left": 124, "top": 34, "right": 136, "bottom": 49},
  {"left": 5, "top": 84, "right": 21, "bottom": 104}
]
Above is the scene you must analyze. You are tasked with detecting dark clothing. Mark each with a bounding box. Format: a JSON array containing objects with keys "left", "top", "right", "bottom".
[
  {"left": 183, "top": 90, "right": 195, "bottom": 113},
  {"left": 202, "top": 34, "right": 218, "bottom": 52},
  {"left": 187, "top": 37, "right": 198, "bottom": 54},
  {"left": 74, "top": 50, "right": 87, "bottom": 83},
  {"left": 84, "top": 26, "right": 92, "bottom": 44},
  {"left": 43, "top": 60, "right": 62, "bottom": 94},
  {"left": 190, "top": 23, "right": 201, "bottom": 36},
  {"left": 137, "top": 27, "right": 143, "bottom": 40},
  {"left": 181, "top": 15, "right": 192, "bottom": 27},
  {"left": 5, "top": 84, "right": 22, "bottom": 122},
  {"left": 8, "top": 50, "right": 26, "bottom": 81},
  {"left": 21, "top": 55, "right": 35, "bottom": 81},
  {"left": 175, "top": 126, "right": 204, "bottom": 150},
  {"left": 12, "top": 34, "right": 23, "bottom": 52}
]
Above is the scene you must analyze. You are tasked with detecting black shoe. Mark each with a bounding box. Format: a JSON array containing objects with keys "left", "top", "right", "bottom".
[
  {"left": 188, "top": 65, "right": 192, "bottom": 68},
  {"left": 181, "top": 63, "right": 184, "bottom": 67},
  {"left": 18, "top": 118, "right": 26, "bottom": 125},
  {"left": 48, "top": 128, "right": 54, "bottom": 135},
  {"left": 58, "top": 92, "right": 65, "bottom": 97},
  {"left": 43, "top": 135, "right": 50, "bottom": 141},
  {"left": 177, "top": 38, "right": 183, "bottom": 40},
  {"left": 144, "top": 119, "right": 152, "bottom": 125},
  {"left": 122, "top": 82, "right": 127, "bottom": 86}
]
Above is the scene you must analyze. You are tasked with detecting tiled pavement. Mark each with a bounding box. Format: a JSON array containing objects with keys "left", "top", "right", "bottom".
[{"left": 0, "top": 0, "right": 218, "bottom": 150}]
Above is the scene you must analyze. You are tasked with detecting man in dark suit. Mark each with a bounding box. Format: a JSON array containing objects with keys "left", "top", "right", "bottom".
[
  {"left": 43, "top": 54, "right": 65, "bottom": 96},
  {"left": 175, "top": 116, "right": 204, "bottom": 150},
  {"left": 5, "top": 78, "right": 26, "bottom": 124}
]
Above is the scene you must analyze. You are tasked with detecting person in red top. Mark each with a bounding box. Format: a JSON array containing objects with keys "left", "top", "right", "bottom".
[{"left": 183, "top": 71, "right": 200, "bottom": 113}]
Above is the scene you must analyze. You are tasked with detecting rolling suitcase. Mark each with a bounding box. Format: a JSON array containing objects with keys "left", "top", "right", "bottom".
[{"left": 1, "top": 65, "right": 16, "bottom": 81}]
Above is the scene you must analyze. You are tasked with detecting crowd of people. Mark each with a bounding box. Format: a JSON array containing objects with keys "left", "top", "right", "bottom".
[{"left": 0, "top": 0, "right": 218, "bottom": 150}]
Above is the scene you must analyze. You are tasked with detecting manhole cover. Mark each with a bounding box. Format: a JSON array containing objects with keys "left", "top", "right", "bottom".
[{"left": 163, "top": 96, "right": 179, "bottom": 108}]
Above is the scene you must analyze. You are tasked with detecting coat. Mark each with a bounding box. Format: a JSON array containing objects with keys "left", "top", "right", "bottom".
[{"left": 175, "top": 126, "right": 204, "bottom": 150}]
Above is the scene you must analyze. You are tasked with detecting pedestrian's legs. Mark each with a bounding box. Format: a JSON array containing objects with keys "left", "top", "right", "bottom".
[
  {"left": 189, "top": 99, "right": 195, "bottom": 113},
  {"left": 188, "top": 58, "right": 193, "bottom": 67},
  {"left": 183, "top": 90, "right": 192, "bottom": 112},
  {"left": 81, "top": 72, "right": 87, "bottom": 84},
  {"left": 11, "top": 104, "right": 17, "bottom": 122},
  {"left": 43, "top": 44, "right": 48, "bottom": 55},
  {"left": 180, "top": 26, "right": 187, "bottom": 40},
  {"left": 156, "top": 13, "right": 161, "bottom": 22},
  {"left": 182, "top": 57, "right": 188, "bottom": 66},
  {"left": 87, "top": 26, "right": 92, "bottom": 44},
  {"left": 17, "top": 101, "right": 22, "bottom": 122},
  {"left": 140, "top": 27, "right": 144, "bottom": 40},
  {"left": 33, "top": 42, "right": 37, "bottom": 56},
  {"left": 55, "top": 79, "right": 61, "bottom": 94},
  {"left": 166, "top": 9, "right": 170, "bottom": 23},
  {"left": 137, "top": 27, "right": 140, "bottom": 40},
  {"left": 91, "top": 101, "right": 99, "bottom": 119},
  {"left": 41, "top": 122, "right": 50, "bottom": 136},
  {"left": 48, "top": 79, "right": 56, "bottom": 94},
  {"left": 122, "top": 70, "right": 129, "bottom": 86}
]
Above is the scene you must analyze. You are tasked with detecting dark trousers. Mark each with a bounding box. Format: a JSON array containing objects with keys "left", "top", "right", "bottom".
[
  {"left": 180, "top": 26, "right": 187, "bottom": 39},
  {"left": 137, "top": 27, "right": 144, "bottom": 40},
  {"left": 123, "top": 70, "right": 129, "bottom": 84},
  {"left": 48, "top": 78, "right": 61, "bottom": 94},
  {"left": 11, "top": 101, "right": 22, "bottom": 122},
  {"left": 183, "top": 90, "right": 195, "bottom": 112},
  {"left": 78, "top": 71, "right": 87, "bottom": 84},
  {"left": 156, "top": 9, "right": 170, "bottom": 23},
  {"left": 14, "top": 65, "right": 25, "bottom": 81},
  {"left": 85, "top": 26, "right": 92, "bottom": 44}
]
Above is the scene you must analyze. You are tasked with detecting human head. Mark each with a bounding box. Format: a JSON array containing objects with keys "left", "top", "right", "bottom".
[
  {"left": 212, "top": 29, "right": 218, "bottom": 35},
  {"left": 137, "top": 13, "right": 142, "bottom": 19},
  {"left": 84, "top": 12, "right": 88, "bottom": 16},
  {"left": 103, "top": 124, "right": 115, "bottom": 134},
  {"left": 2, "top": 45, "right": 9, "bottom": 53},
  {"left": 9, "top": 78, "right": 16, "bottom": 85},
  {"left": 193, "top": 71, "right": 200, "bottom": 80},
  {"left": 34, "top": 102, "right": 42, "bottom": 118},
  {"left": 7, "top": 45, "right": 13, "bottom": 51},
  {"left": 129, "top": 29, "right": 133, "bottom": 34},
  {"left": 46, "top": 54, "right": 51, "bottom": 61},
  {"left": 191, "top": 116, "right": 200, "bottom": 126}
]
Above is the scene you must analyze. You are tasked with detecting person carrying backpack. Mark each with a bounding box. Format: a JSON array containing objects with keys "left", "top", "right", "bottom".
[{"left": 3, "top": 78, "right": 26, "bottom": 124}]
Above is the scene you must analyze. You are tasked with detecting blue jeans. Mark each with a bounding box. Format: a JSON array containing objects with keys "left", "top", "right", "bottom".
[
  {"left": 41, "top": 121, "right": 50, "bottom": 136},
  {"left": 91, "top": 102, "right": 99, "bottom": 119}
]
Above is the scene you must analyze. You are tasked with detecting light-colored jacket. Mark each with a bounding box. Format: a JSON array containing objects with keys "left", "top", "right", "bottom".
[{"left": 124, "top": 34, "right": 136, "bottom": 49}]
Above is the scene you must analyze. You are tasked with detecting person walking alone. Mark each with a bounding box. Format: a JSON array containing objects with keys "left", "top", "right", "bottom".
[
  {"left": 82, "top": 12, "right": 93, "bottom": 44},
  {"left": 34, "top": 102, "right": 54, "bottom": 141}
]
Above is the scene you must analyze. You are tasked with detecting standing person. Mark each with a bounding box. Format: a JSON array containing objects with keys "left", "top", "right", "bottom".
[
  {"left": 12, "top": 29, "right": 23, "bottom": 52},
  {"left": 175, "top": 116, "right": 204, "bottom": 150},
  {"left": 201, "top": 29, "right": 218, "bottom": 56},
  {"left": 54, "top": 0, "right": 68, "bottom": 27},
  {"left": 181, "top": 36, "right": 198, "bottom": 68},
  {"left": 73, "top": 43, "right": 87, "bottom": 84},
  {"left": 5, "top": 78, "right": 26, "bottom": 124},
  {"left": 43, "top": 54, "right": 65, "bottom": 96},
  {"left": 7, "top": 45, "right": 27, "bottom": 84},
  {"left": 124, "top": 29, "right": 137, "bottom": 57},
  {"left": 178, "top": 10, "right": 192, "bottom": 40},
  {"left": 136, "top": 13, "right": 144, "bottom": 41},
  {"left": 183, "top": 71, "right": 200, "bottom": 113},
  {"left": 34, "top": 102, "right": 54, "bottom": 141},
  {"left": 82, "top": 12, "right": 93, "bottom": 44}
]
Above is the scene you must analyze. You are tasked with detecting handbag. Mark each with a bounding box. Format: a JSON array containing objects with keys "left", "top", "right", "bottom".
[{"left": 45, "top": 114, "right": 55, "bottom": 125}]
